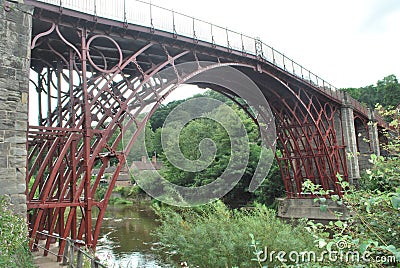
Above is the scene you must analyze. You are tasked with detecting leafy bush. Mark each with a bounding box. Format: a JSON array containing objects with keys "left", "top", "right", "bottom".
[
  {"left": 0, "top": 197, "right": 35, "bottom": 267},
  {"left": 360, "top": 154, "right": 400, "bottom": 192},
  {"left": 302, "top": 105, "right": 400, "bottom": 266},
  {"left": 345, "top": 188, "right": 400, "bottom": 248},
  {"left": 356, "top": 154, "right": 400, "bottom": 247},
  {"left": 304, "top": 178, "right": 400, "bottom": 267},
  {"left": 153, "top": 201, "right": 316, "bottom": 267}
]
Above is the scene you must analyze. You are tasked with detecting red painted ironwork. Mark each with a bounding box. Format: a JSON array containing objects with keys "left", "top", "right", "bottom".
[{"left": 24, "top": 0, "right": 386, "bottom": 258}]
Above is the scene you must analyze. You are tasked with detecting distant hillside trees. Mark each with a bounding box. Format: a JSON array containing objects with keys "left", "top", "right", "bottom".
[{"left": 342, "top": 74, "right": 400, "bottom": 108}]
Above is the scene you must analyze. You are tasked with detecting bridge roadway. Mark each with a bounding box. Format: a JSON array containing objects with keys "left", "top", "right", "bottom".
[{"left": 0, "top": 0, "right": 386, "bottom": 260}]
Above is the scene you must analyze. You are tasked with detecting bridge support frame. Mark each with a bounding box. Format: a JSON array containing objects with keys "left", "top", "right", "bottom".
[
  {"left": 341, "top": 92, "right": 360, "bottom": 185},
  {"left": 367, "top": 108, "right": 381, "bottom": 156}
]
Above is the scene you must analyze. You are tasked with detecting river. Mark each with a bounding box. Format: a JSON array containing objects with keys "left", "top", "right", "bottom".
[{"left": 95, "top": 204, "right": 175, "bottom": 268}]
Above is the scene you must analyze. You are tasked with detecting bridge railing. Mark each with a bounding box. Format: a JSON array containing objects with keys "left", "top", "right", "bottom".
[
  {"left": 36, "top": 0, "right": 368, "bottom": 110},
  {"left": 31, "top": 229, "right": 106, "bottom": 267}
]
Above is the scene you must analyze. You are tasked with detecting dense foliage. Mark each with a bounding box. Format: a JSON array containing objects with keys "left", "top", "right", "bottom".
[
  {"left": 153, "top": 201, "right": 316, "bottom": 267},
  {"left": 342, "top": 74, "right": 400, "bottom": 108},
  {"left": 0, "top": 198, "right": 35, "bottom": 267},
  {"left": 141, "top": 90, "right": 285, "bottom": 207}
]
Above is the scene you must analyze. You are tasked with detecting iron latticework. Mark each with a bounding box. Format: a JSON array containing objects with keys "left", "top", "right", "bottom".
[{"left": 24, "top": 0, "right": 383, "bottom": 257}]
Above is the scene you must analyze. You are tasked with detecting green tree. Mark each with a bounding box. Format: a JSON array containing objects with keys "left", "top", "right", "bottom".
[
  {"left": 149, "top": 100, "right": 185, "bottom": 131},
  {"left": 153, "top": 92, "right": 284, "bottom": 206},
  {"left": 342, "top": 74, "right": 400, "bottom": 108},
  {"left": 377, "top": 74, "right": 400, "bottom": 108}
]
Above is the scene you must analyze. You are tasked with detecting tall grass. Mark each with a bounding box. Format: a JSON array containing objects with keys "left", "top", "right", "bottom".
[{"left": 153, "top": 201, "right": 316, "bottom": 267}]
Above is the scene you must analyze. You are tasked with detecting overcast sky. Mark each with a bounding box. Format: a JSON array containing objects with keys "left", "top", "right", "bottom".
[{"left": 149, "top": 0, "right": 400, "bottom": 89}]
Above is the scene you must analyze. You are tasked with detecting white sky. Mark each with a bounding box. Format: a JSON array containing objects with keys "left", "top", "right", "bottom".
[{"left": 150, "top": 0, "right": 400, "bottom": 89}]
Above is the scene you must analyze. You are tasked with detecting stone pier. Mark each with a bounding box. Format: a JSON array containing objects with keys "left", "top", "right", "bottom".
[{"left": 0, "top": 0, "right": 32, "bottom": 216}]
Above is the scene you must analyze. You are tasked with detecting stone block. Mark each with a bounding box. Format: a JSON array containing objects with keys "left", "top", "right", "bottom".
[
  {"left": 16, "top": 168, "right": 26, "bottom": 180},
  {"left": 0, "top": 66, "right": 16, "bottom": 79},
  {"left": 0, "top": 167, "right": 15, "bottom": 179},
  {"left": 0, "top": 142, "right": 11, "bottom": 151},
  {"left": 10, "top": 146, "right": 26, "bottom": 156},
  {"left": 11, "top": 203, "right": 27, "bottom": 218},
  {"left": 4, "top": 135, "right": 26, "bottom": 144},
  {"left": 4, "top": 130, "right": 17, "bottom": 140},
  {"left": 0, "top": 180, "right": 25, "bottom": 195},
  {"left": 0, "top": 119, "right": 13, "bottom": 130},
  {"left": 8, "top": 155, "right": 26, "bottom": 167},
  {"left": 15, "top": 120, "right": 27, "bottom": 131},
  {"left": 10, "top": 193, "right": 26, "bottom": 205},
  {"left": 0, "top": 154, "right": 7, "bottom": 167},
  {"left": 277, "top": 198, "right": 349, "bottom": 221}
]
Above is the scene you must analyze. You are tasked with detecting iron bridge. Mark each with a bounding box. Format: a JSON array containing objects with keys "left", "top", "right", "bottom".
[{"left": 22, "top": 0, "right": 385, "bottom": 258}]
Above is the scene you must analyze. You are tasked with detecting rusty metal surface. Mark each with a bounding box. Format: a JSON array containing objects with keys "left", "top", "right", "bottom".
[{"left": 24, "top": 0, "right": 384, "bottom": 258}]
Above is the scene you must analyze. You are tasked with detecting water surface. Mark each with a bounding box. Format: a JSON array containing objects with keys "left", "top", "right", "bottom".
[{"left": 95, "top": 204, "right": 173, "bottom": 267}]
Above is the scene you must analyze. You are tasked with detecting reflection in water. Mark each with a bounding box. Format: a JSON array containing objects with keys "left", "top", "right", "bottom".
[{"left": 95, "top": 204, "right": 172, "bottom": 268}]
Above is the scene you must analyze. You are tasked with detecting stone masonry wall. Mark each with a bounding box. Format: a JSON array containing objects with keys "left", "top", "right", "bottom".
[{"left": 0, "top": 0, "right": 32, "bottom": 217}]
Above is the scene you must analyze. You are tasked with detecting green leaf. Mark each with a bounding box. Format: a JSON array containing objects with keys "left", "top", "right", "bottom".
[
  {"left": 331, "top": 194, "right": 339, "bottom": 201},
  {"left": 384, "top": 244, "right": 397, "bottom": 254},
  {"left": 249, "top": 233, "right": 254, "bottom": 240},
  {"left": 320, "top": 204, "right": 328, "bottom": 212},
  {"left": 326, "top": 241, "right": 335, "bottom": 252},
  {"left": 334, "top": 221, "right": 344, "bottom": 228},
  {"left": 341, "top": 181, "right": 350, "bottom": 188},
  {"left": 360, "top": 241, "right": 372, "bottom": 254},
  {"left": 391, "top": 195, "right": 400, "bottom": 209}
]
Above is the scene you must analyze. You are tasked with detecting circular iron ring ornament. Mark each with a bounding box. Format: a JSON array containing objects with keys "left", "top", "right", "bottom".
[{"left": 86, "top": 35, "right": 123, "bottom": 73}]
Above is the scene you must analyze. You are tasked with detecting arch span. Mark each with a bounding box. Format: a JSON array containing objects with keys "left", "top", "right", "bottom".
[{"left": 27, "top": 12, "right": 350, "bottom": 256}]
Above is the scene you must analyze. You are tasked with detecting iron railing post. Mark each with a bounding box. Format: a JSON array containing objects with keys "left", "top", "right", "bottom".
[
  {"left": 91, "top": 259, "right": 99, "bottom": 268},
  {"left": 149, "top": 1, "right": 154, "bottom": 32},
  {"left": 62, "top": 239, "right": 69, "bottom": 265},
  {"left": 172, "top": 10, "right": 177, "bottom": 37},
  {"left": 210, "top": 24, "right": 215, "bottom": 47},
  {"left": 241, "top": 33, "right": 244, "bottom": 53},
  {"left": 193, "top": 18, "right": 197, "bottom": 41},
  {"left": 69, "top": 239, "right": 74, "bottom": 268},
  {"left": 226, "top": 27, "right": 230, "bottom": 50},
  {"left": 77, "top": 250, "right": 83, "bottom": 268}
]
